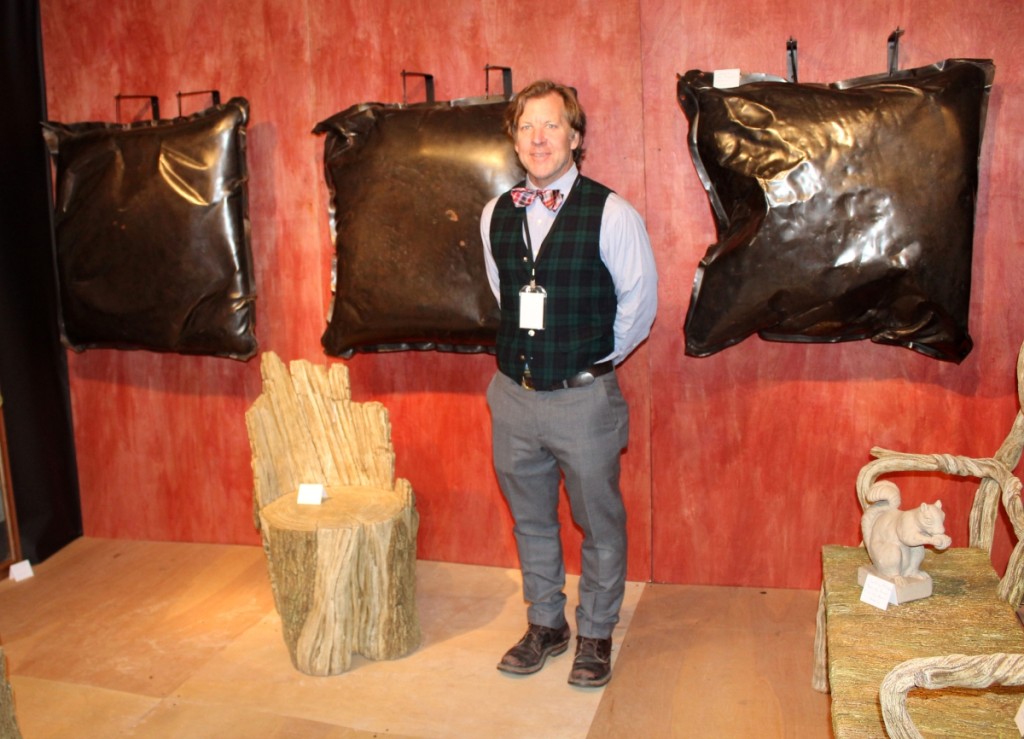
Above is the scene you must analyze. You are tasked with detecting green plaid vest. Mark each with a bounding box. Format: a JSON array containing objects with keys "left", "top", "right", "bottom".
[{"left": 490, "top": 176, "right": 616, "bottom": 388}]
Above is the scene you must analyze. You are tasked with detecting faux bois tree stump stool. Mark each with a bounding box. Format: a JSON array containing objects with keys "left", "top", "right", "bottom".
[
  {"left": 0, "top": 647, "right": 21, "bottom": 739},
  {"left": 245, "top": 351, "right": 420, "bottom": 676}
]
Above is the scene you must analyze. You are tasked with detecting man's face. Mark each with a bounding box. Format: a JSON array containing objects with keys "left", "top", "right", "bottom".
[{"left": 513, "top": 92, "right": 580, "bottom": 189}]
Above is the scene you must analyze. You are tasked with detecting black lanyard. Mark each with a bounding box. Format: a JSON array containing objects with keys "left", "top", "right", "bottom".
[{"left": 520, "top": 177, "right": 580, "bottom": 286}]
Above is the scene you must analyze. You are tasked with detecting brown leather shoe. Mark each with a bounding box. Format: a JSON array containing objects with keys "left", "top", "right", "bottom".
[
  {"left": 568, "top": 636, "right": 613, "bottom": 687},
  {"left": 497, "top": 622, "right": 571, "bottom": 675}
]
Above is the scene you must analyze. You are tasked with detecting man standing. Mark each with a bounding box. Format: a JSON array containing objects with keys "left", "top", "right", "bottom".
[{"left": 480, "top": 80, "right": 658, "bottom": 687}]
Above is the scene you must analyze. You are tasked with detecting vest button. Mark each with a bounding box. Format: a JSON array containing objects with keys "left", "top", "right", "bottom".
[{"left": 528, "top": 330, "right": 535, "bottom": 337}]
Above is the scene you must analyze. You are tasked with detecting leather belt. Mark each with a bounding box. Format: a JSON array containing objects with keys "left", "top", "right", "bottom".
[{"left": 520, "top": 361, "right": 614, "bottom": 392}]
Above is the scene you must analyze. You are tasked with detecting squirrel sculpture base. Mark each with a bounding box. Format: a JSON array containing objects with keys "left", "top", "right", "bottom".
[{"left": 857, "top": 565, "right": 933, "bottom": 604}]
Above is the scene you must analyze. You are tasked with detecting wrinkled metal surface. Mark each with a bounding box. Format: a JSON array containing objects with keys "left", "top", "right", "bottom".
[
  {"left": 678, "top": 59, "right": 994, "bottom": 363},
  {"left": 314, "top": 98, "right": 522, "bottom": 357},
  {"left": 42, "top": 97, "right": 257, "bottom": 360}
]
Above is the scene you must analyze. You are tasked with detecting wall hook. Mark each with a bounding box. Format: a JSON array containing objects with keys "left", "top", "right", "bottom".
[
  {"left": 115, "top": 93, "right": 159, "bottom": 123},
  {"left": 176, "top": 90, "right": 221, "bottom": 117},
  {"left": 401, "top": 70, "right": 435, "bottom": 105},
  {"left": 484, "top": 64, "right": 513, "bottom": 99},
  {"left": 888, "top": 27, "right": 905, "bottom": 75}
]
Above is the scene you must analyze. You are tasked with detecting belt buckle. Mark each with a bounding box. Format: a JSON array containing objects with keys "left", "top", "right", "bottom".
[
  {"left": 575, "top": 370, "right": 595, "bottom": 387},
  {"left": 563, "top": 369, "right": 595, "bottom": 389}
]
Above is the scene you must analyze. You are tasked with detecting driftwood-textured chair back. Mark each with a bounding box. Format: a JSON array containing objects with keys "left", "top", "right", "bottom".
[
  {"left": 247, "top": 350, "right": 401, "bottom": 517},
  {"left": 245, "top": 351, "right": 419, "bottom": 675}
]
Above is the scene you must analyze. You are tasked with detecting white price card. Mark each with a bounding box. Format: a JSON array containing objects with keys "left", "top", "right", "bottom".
[
  {"left": 713, "top": 68, "right": 741, "bottom": 89},
  {"left": 297, "top": 483, "right": 326, "bottom": 506},
  {"left": 1014, "top": 695, "right": 1024, "bottom": 735},
  {"left": 860, "top": 573, "right": 898, "bottom": 610},
  {"left": 9, "top": 559, "right": 33, "bottom": 582}
]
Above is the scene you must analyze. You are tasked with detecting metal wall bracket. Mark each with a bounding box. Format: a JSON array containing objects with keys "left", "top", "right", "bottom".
[
  {"left": 115, "top": 93, "right": 159, "bottom": 122},
  {"left": 176, "top": 89, "right": 221, "bottom": 117},
  {"left": 401, "top": 70, "right": 435, "bottom": 105},
  {"left": 786, "top": 38, "right": 798, "bottom": 83},
  {"left": 888, "top": 27, "right": 905, "bottom": 75},
  {"left": 484, "top": 64, "right": 513, "bottom": 99}
]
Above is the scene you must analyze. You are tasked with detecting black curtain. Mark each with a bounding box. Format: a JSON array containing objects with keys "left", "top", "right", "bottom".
[{"left": 0, "top": 0, "right": 82, "bottom": 562}]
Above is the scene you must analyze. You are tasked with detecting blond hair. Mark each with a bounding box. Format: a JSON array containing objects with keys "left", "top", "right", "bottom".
[{"left": 504, "top": 80, "right": 586, "bottom": 165}]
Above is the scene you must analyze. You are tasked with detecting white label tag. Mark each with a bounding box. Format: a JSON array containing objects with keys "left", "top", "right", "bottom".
[
  {"left": 1014, "top": 696, "right": 1024, "bottom": 735},
  {"left": 9, "top": 559, "right": 33, "bottom": 582},
  {"left": 297, "top": 483, "right": 326, "bottom": 506},
  {"left": 519, "top": 288, "right": 546, "bottom": 330},
  {"left": 860, "top": 574, "right": 898, "bottom": 610},
  {"left": 713, "top": 68, "right": 742, "bottom": 89}
]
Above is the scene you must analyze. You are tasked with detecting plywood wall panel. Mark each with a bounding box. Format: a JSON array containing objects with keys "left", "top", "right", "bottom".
[
  {"left": 40, "top": 0, "right": 327, "bottom": 548},
  {"left": 640, "top": 0, "right": 1024, "bottom": 587},
  {"left": 35, "top": 0, "right": 1023, "bottom": 589},
  {"left": 303, "top": 0, "right": 652, "bottom": 580}
]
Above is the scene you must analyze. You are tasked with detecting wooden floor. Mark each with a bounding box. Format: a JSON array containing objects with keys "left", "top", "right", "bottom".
[{"left": 0, "top": 538, "right": 831, "bottom": 738}]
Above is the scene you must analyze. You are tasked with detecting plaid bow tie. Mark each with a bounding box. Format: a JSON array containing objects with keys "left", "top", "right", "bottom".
[{"left": 511, "top": 187, "right": 564, "bottom": 211}]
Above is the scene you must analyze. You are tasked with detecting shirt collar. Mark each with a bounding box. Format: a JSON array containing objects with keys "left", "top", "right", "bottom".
[{"left": 525, "top": 164, "right": 579, "bottom": 194}]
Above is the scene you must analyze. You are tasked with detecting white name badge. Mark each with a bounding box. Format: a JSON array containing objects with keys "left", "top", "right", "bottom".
[{"left": 519, "top": 285, "right": 546, "bottom": 330}]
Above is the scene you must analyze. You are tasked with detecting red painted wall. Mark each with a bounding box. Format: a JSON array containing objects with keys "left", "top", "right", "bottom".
[{"left": 38, "top": 0, "right": 1024, "bottom": 589}]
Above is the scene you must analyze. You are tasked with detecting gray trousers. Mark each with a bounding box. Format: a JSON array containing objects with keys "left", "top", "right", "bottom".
[{"left": 486, "top": 370, "right": 630, "bottom": 639}]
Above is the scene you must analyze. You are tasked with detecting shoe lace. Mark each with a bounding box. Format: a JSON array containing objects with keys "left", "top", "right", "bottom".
[{"left": 576, "top": 637, "right": 608, "bottom": 662}]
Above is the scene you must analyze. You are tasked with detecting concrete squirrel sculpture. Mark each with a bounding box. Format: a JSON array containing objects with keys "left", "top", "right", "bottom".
[{"left": 861, "top": 480, "right": 952, "bottom": 585}]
